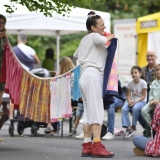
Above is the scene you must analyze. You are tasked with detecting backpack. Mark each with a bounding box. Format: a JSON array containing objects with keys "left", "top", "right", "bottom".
[{"left": 100, "top": 121, "right": 108, "bottom": 138}]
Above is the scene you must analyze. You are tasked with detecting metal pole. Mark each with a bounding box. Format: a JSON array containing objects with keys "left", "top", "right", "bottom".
[{"left": 56, "top": 31, "right": 60, "bottom": 72}]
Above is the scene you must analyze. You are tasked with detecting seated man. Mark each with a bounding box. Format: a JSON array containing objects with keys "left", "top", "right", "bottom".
[{"left": 140, "top": 50, "right": 157, "bottom": 136}]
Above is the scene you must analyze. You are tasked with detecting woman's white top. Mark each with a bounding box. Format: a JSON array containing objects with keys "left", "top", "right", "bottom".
[{"left": 73, "top": 33, "right": 108, "bottom": 75}]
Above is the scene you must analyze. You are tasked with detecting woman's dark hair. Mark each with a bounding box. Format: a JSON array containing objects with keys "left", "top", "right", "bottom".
[
  {"left": 0, "top": 14, "right": 6, "bottom": 32},
  {"left": 131, "top": 66, "right": 142, "bottom": 73},
  {"left": 0, "top": 14, "right": 6, "bottom": 25},
  {"left": 86, "top": 11, "right": 101, "bottom": 33},
  {"left": 45, "top": 48, "right": 54, "bottom": 60}
]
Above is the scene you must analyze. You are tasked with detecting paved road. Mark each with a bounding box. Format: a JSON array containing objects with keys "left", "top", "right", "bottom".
[{"left": 0, "top": 112, "right": 153, "bottom": 160}]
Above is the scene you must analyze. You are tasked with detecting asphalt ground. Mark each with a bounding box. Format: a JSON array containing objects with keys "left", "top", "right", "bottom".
[{"left": 0, "top": 112, "right": 153, "bottom": 160}]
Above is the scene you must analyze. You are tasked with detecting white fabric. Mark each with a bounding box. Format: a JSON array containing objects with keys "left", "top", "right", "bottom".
[
  {"left": 79, "top": 67, "right": 104, "bottom": 125},
  {"left": 148, "top": 32, "right": 160, "bottom": 63},
  {"left": 127, "top": 79, "right": 147, "bottom": 102},
  {"left": 73, "top": 33, "right": 108, "bottom": 75},
  {"left": 50, "top": 75, "right": 72, "bottom": 122},
  {"left": 17, "top": 43, "right": 35, "bottom": 59}
]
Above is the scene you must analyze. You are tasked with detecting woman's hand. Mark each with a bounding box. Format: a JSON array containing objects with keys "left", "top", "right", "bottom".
[
  {"left": 106, "top": 34, "right": 114, "bottom": 41},
  {"left": 152, "top": 100, "right": 160, "bottom": 106},
  {"left": 128, "top": 101, "right": 134, "bottom": 107}
]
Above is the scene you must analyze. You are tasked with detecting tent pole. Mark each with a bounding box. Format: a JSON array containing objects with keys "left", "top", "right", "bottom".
[{"left": 56, "top": 30, "right": 60, "bottom": 72}]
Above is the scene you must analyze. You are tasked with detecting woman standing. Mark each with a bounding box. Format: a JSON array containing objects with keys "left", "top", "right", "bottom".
[{"left": 73, "top": 11, "right": 114, "bottom": 158}]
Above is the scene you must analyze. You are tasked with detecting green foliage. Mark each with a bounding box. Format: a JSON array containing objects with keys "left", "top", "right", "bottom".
[
  {"left": 88, "top": 0, "right": 160, "bottom": 19},
  {"left": 60, "top": 32, "right": 86, "bottom": 58},
  {"left": 4, "top": 0, "right": 106, "bottom": 16},
  {"left": 5, "top": 0, "right": 160, "bottom": 63},
  {"left": 80, "top": 0, "right": 160, "bottom": 32}
]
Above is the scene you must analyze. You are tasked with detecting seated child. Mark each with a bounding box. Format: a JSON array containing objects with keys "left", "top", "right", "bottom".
[
  {"left": 141, "top": 64, "right": 160, "bottom": 126},
  {"left": 121, "top": 66, "right": 147, "bottom": 139}
]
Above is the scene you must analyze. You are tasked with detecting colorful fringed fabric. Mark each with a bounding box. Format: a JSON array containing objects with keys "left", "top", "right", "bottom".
[
  {"left": 0, "top": 40, "right": 23, "bottom": 109},
  {"left": 103, "top": 38, "right": 118, "bottom": 109},
  {"left": 106, "top": 54, "right": 118, "bottom": 92},
  {"left": 50, "top": 74, "right": 72, "bottom": 122},
  {"left": 19, "top": 70, "right": 51, "bottom": 123},
  {"left": 0, "top": 40, "right": 77, "bottom": 123}
]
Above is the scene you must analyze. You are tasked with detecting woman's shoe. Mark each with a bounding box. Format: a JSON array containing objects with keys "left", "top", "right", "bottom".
[
  {"left": 133, "top": 147, "right": 146, "bottom": 156},
  {"left": 75, "top": 132, "right": 84, "bottom": 139},
  {"left": 91, "top": 142, "right": 115, "bottom": 158},
  {"left": 81, "top": 142, "right": 92, "bottom": 157},
  {"left": 44, "top": 127, "right": 53, "bottom": 133},
  {"left": 69, "top": 128, "right": 76, "bottom": 136},
  {"left": 102, "top": 132, "right": 115, "bottom": 140}
]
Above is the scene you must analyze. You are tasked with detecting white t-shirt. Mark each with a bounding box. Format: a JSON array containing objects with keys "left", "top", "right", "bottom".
[
  {"left": 73, "top": 33, "right": 108, "bottom": 75},
  {"left": 127, "top": 79, "right": 147, "bottom": 102},
  {"left": 17, "top": 43, "right": 35, "bottom": 60}
]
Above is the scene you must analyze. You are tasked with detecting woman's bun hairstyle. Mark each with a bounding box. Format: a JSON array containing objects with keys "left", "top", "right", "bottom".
[
  {"left": 86, "top": 11, "right": 101, "bottom": 33},
  {"left": 87, "top": 11, "right": 96, "bottom": 17}
]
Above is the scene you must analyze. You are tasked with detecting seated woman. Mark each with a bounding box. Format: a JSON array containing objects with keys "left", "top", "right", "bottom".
[{"left": 132, "top": 103, "right": 160, "bottom": 158}]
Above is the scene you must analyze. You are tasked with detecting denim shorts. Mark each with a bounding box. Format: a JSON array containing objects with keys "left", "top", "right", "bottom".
[{"left": 76, "top": 103, "right": 84, "bottom": 118}]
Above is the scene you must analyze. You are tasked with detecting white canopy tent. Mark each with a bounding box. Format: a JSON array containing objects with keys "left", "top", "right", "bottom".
[{"left": 0, "top": 1, "right": 111, "bottom": 71}]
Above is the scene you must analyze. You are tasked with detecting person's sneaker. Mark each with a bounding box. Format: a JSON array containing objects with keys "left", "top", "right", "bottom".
[
  {"left": 75, "top": 132, "right": 84, "bottom": 139},
  {"left": 123, "top": 129, "right": 136, "bottom": 139},
  {"left": 69, "top": 128, "right": 76, "bottom": 136},
  {"left": 44, "top": 127, "right": 53, "bottom": 133},
  {"left": 45, "top": 131, "right": 59, "bottom": 137},
  {"left": 81, "top": 142, "right": 92, "bottom": 157},
  {"left": 102, "top": 132, "right": 115, "bottom": 140},
  {"left": 10, "top": 119, "right": 14, "bottom": 126},
  {"left": 133, "top": 147, "right": 146, "bottom": 156},
  {"left": 79, "top": 118, "right": 84, "bottom": 124},
  {"left": 91, "top": 141, "right": 115, "bottom": 158}
]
